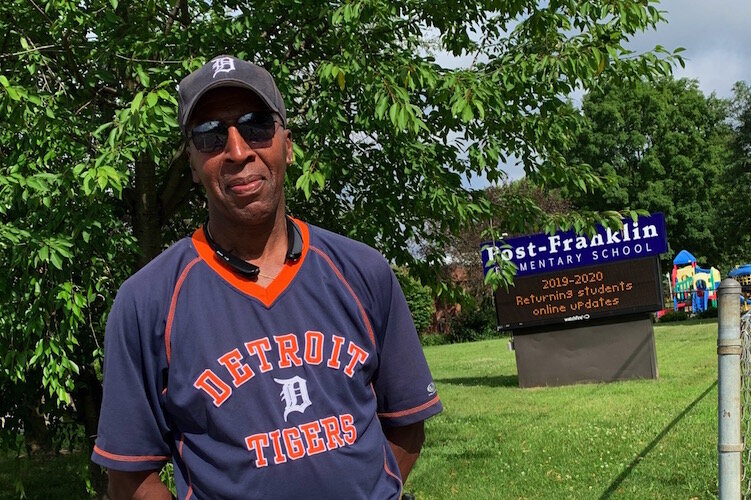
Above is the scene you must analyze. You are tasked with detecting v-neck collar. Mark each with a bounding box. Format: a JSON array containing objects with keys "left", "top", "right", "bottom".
[{"left": 191, "top": 218, "right": 309, "bottom": 308}]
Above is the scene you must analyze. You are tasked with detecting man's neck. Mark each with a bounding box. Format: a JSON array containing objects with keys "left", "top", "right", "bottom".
[{"left": 207, "top": 207, "right": 288, "bottom": 270}]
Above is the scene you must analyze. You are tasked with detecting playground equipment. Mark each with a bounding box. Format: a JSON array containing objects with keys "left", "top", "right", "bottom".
[
  {"left": 729, "top": 264, "right": 751, "bottom": 312},
  {"left": 671, "top": 250, "right": 721, "bottom": 313}
]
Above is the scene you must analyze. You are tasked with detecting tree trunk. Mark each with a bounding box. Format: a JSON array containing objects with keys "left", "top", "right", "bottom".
[
  {"left": 83, "top": 154, "right": 162, "bottom": 496},
  {"left": 74, "top": 368, "right": 108, "bottom": 497},
  {"left": 134, "top": 154, "right": 161, "bottom": 268}
]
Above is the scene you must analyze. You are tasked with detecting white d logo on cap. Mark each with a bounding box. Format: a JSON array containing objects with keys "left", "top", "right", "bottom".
[{"left": 212, "top": 57, "right": 236, "bottom": 78}]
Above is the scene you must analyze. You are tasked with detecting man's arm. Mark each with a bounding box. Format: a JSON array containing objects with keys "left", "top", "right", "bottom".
[
  {"left": 108, "top": 470, "right": 172, "bottom": 500},
  {"left": 383, "top": 420, "right": 426, "bottom": 482}
]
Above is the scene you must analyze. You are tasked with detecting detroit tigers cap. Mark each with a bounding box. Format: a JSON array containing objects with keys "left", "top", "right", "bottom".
[{"left": 177, "top": 55, "right": 287, "bottom": 134}]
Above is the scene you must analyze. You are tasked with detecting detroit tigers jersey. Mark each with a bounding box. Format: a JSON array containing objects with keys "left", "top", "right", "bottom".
[{"left": 92, "top": 219, "right": 442, "bottom": 499}]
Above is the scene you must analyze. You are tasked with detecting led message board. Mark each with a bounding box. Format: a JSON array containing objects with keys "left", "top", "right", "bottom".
[
  {"left": 495, "top": 257, "right": 663, "bottom": 331},
  {"left": 480, "top": 213, "right": 668, "bottom": 278}
]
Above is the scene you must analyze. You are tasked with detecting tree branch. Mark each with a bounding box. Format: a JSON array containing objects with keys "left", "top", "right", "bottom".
[
  {"left": 162, "top": 0, "right": 182, "bottom": 35},
  {"left": 158, "top": 145, "right": 194, "bottom": 225},
  {"left": 179, "top": 0, "right": 190, "bottom": 27},
  {"left": 0, "top": 44, "right": 60, "bottom": 59},
  {"left": 114, "top": 53, "right": 183, "bottom": 64}
]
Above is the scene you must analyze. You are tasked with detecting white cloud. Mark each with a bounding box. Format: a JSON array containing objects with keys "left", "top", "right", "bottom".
[
  {"left": 628, "top": 0, "right": 751, "bottom": 97},
  {"left": 674, "top": 49, "right": 747, "bottom": 97}
]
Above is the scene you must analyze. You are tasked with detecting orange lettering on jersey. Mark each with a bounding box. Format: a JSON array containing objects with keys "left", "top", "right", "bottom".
[
  {"left": 268, "top": 429, "right": 287, "bottom": 465},
  {"left": 299, "top": 421, "right": 326, "bottom": 456},
  {"left": 282, "top": 427, "right": 305, "bottom": 460},
  {"left": 327, "top": 334, "right": 345, "bottom": 369},
  {"left": 193, "top": 369, "right": 232, "bottom": 407},
  {"left": 217, "top": 348, "right": 254, "bottom": 387},
  {"left": 344, "top": 342, "right": 369, "bottom": 377},
  {"left": 244, "top": 433, "right": 270, "bottom": 468},
  {"left": 340, "top": 414, "right": 357, "bottom": 445},
  {"left": 319, "top": 416, "right": 345, "bottom": 450},
  {"left": 274, "top": 334, "right": 303, "bottom": 368},
  {"left": 244, "top": 414, "right": 358, "bottom": 467},
  {"left": 244, "top": 338, "right": 273, "bottom": 373},
  {"left": 304, "top": 330, "right": 324, "bottom": 365}
]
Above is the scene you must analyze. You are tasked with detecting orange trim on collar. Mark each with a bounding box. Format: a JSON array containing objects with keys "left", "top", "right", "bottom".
[{"left": 191, "top": 218, "right": 309, "bottom": 308}]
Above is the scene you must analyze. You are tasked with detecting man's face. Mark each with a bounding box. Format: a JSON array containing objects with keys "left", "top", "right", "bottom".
[{"left": 187, "top": 87, "right": 293, "bottom": 227}]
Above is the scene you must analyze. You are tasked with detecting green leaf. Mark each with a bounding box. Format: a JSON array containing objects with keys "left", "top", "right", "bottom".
[
  {"left": 475, "top": 101, "right": 485, "bottom": 119},
  {"left": 397, "top": 106, "right": 407, "bottom": 129},
  {"left": 163, "top": 114, "right": 178, "bottom": 128},
  {"left": 50, "top": 251, "right": 63, "bottom": 270},
  {"left": 131, "top": 91, "right": 144, "bottom": 113},
  {"left": 389, "top": 103, "right": 398, "bottom": 125},
  {"left": 93, "top": 122, "right": 112, "bottom": 138},
  {"left": 137, "top": 65, "right": 150, "bottom": 87},
  {"left": 375, "top": 97, "right": 388, "bottom": 118}
]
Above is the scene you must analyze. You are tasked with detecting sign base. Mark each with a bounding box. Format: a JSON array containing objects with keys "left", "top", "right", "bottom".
[{"left": 513, "top": 315, "right": 658, "bottom": 388}]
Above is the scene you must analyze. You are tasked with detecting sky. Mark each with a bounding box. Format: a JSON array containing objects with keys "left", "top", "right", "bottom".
[
  {"left": 631, "top": 0, "right": 751, "bottom": 99},
  {"left": 446, "top": 0, "right": 751, "bottom": 185}
]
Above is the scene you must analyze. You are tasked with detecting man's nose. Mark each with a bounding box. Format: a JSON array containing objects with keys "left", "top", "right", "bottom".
[{"left": 225, "top": 125, "right": 255, "bottom": 162}]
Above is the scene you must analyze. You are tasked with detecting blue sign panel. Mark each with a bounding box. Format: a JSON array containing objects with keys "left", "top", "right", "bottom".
[{"left": 480, "top": 213, "right": 668, "bottom": 278}]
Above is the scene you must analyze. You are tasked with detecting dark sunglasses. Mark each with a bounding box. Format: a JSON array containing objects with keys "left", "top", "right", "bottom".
[{"left": 188, "top": 112, "right": 279, "bottom": 153}]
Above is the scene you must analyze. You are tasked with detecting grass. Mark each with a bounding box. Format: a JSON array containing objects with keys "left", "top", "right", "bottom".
[
  {"left": 407, "top": 319, "right": 719, "bottom": 499},
  {"left": 1, "top": 319, "right": 719, "bottom": 499},
  {"left": 0, "top": 451, "right": 92, "bottom": 499}
]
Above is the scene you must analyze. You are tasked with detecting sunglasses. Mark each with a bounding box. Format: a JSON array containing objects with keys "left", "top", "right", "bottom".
[{"left": 188, "top": 112, "right": 279, "bottom": 153}]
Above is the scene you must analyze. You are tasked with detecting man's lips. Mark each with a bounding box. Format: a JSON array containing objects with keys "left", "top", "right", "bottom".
[{"left": 226, "top": 176, "right": 264, "bottom": 195}]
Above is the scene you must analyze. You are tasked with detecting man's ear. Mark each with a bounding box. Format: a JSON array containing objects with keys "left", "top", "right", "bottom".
[{"left": 285, "top": 131, "right": 294, "bottom": 165}]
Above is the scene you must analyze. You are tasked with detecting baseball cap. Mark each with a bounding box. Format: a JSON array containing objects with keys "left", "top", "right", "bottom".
[{"left": 177, "top": 55, "right": 287, "bottom": 134}]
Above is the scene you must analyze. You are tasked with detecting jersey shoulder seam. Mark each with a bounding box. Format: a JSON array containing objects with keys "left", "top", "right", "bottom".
[
  {"left": 165, "top": 256, "right": 203, "bottom": 364},
  {"left": 309, "top": 245, "right": 377, "bottom": 348}
]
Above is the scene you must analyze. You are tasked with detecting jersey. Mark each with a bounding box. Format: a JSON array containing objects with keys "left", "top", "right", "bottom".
[{"left": 91, "top": 219, "right": 442, "bottom": 499}]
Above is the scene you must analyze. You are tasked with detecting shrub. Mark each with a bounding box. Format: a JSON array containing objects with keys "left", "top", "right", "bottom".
[
  {"left": 419, "top": 333, "right": 447, "bottom": 347},
  {"left": 446, "top": 304, "right": 501, "bottom": 344},
  {"left": 658, "top": 310, "right": 689, "bottom": 322},
  {"left": 696, "top": 306, "right": 718, "bottom": 319},
  {"left": 393, "top": 267, "right": 435, "bottom": 336}
]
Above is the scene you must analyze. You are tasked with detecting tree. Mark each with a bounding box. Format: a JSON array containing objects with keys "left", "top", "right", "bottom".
[
  {"left": 435, "top": 181, "right": 571, "bottom": 336},
  {"left": 0, "top": 0, "right": 680, "bottom": 491},
  {"left": 568, "top": 76, "right": 733, "bottom": 267},
  {"left": 717, "top": 81, "right": 751, "bottom": 268}
]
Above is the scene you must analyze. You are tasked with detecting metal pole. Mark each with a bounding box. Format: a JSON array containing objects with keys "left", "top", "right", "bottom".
[{"left": 718, "top": 278, "right": 742, "bottom": 499}]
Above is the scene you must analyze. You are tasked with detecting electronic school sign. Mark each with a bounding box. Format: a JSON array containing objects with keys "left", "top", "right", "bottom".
[
  {"left": 480, "top": 212, "right": 668, "bottom": 278},
  {"left": 494, "top": 258, "right": 663, "bottom": 330}
]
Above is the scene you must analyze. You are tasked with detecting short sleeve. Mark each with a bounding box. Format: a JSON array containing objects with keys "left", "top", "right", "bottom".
[
  {"left": 373, "top": 268, "right": 443, "bottom": 428},
  {"left": 91, "top": 288, "right": 172, "bottom": 471}
]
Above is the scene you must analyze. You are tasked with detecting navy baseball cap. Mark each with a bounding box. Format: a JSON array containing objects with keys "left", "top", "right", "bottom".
[{"left": 177, "top": 55, "right": 287, "bottom": 134}]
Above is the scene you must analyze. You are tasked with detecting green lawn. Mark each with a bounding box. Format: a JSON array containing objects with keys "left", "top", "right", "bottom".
[
  {"left": 1, "top": 320, "right": 719, "bottom": 499},
  {"left": 408, "top": 319, "right": 719, "bottom": 499},
  {"left": 0, "top": 452, "right": 92, "bottom": 499}
]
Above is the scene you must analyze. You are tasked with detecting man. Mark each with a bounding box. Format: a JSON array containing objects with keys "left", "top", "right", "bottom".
[{"left": 91, "top": 55, "right": 442, "bottom": 499}]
